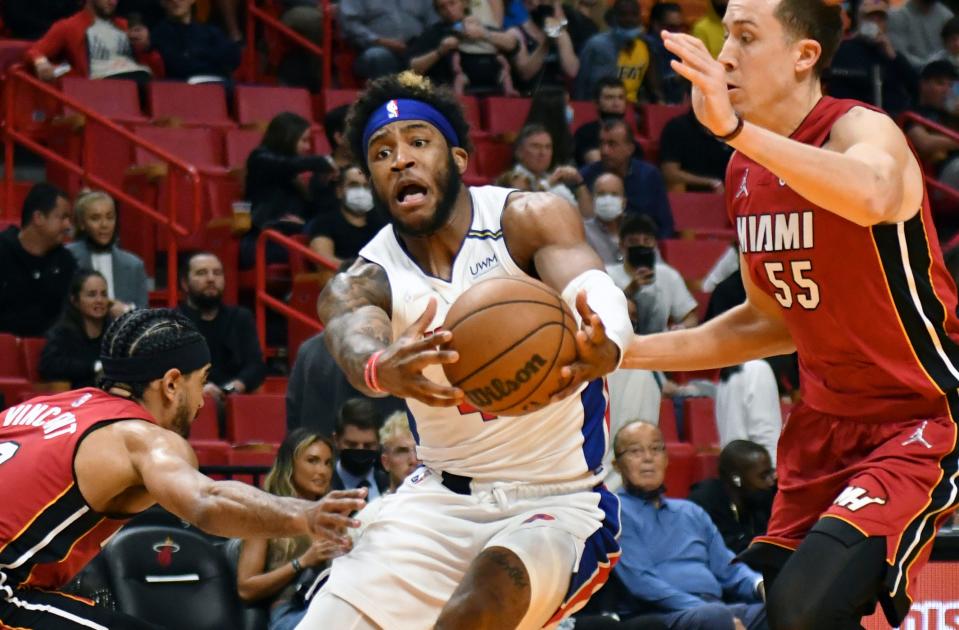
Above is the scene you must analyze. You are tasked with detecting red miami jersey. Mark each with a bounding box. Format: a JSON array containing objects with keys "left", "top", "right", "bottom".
[
  {"left": 727, "top": 97, "right": 959, "bottom": 420},
  {"left": 0, "top": 388, "right": 155, "bottom": 592}
]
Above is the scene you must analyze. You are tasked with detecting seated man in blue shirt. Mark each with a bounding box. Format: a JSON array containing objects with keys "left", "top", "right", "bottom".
[
  {"left": 332, "top": 398, "right": 390, "bottom": 499},
  {"left": 612, "top": 420, "right": 768, "bottom": 630}
]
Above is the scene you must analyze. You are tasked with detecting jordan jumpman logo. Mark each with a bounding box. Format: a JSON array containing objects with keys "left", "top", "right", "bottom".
[{"left": 902, "top": 420, "right": 933, "bottom": 449}]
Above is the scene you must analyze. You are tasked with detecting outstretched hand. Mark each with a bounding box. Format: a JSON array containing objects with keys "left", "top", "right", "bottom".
[
  {"left": 662, "top": 31, "right": 739, "bottom": 139},
  {"left": 375, "top": 297, "right": 465, "bottom": 407},
  {"left": 551, "top": 290, "right": 620, "bottom": 402},
  {"left": 304, "top": 488, "right": 368, "bottom": 550}
]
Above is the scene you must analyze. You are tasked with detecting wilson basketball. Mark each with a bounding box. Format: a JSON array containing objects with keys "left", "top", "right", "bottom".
[{"left": 442, "top": 276, "right": 577, "bottom": 416}]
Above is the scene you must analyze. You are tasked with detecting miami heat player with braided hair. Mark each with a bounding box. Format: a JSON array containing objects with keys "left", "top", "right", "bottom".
[{"left": 0, "top": 309, "right": 365, "bottom": 630}]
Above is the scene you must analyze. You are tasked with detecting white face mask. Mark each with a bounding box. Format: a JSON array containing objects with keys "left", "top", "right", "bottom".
[
  {"left": 594, "top": 194, "right": 624, "bottom": 221},
  {"left": 344, "top": 187, "right": 374, "bottom": 213}
]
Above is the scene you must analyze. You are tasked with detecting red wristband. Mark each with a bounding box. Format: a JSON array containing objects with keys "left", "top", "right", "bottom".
[{"left": 365, "top": 350, "right": 385, "bottom": 394}]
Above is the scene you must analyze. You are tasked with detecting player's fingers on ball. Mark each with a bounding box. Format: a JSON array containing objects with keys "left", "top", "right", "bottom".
[
  {"left": 408, "top": 296, "right": 437, "bottom": 334},
  {"left": 409, "top": 332, "right": 451, "bottom": 352},
  {"left": 413, "top": 349, "right": 459, "bottom": 366},
  {"left": 574, "top": 289, "right": 592, "bottom": 319}
]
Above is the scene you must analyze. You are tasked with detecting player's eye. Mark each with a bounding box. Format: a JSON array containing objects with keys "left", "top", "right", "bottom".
[
  {"left": 375, "top": 148, "right": 391, "bottom": 160},
  {"left": 413, "top": 138, "right": 428, "bottom": 148}
]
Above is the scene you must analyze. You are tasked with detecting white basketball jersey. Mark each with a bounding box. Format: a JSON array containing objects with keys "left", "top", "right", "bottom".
[{"left": 358, "top": 186, "right": 609, "bottom": 484}]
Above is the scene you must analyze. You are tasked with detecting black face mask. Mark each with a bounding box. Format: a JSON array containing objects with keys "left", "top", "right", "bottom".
[
  {"left": 531, "top": 4, "right": 554, "bottom": 27},
  {"left": 743, "top": 486, "right": 775, "bottom": 510},
  {"left": 599, "top": 112, "right": 625, "bottom": 123},
  {"left": 627, "top": 245, "right": 656, "bottom": 269},
  {"left": 339, "top": 448, "right": 379, "bottom": 477}
]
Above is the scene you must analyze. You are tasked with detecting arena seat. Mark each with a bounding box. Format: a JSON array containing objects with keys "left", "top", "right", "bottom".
[
  {"left": 225, "top": 127, "right": 263, "bottom": 169},
  {"left": 101, "top": 525, "right": 243, "bottom": 630},
  {"left": 20, "top": 337, "right": 45, "bottom": 383},
  {"left": 0, "top": 334, "right": 31, "bottom": 405},
  {"left": 695, "top": 451, "right": 719, "bottom": 483},
  {"left": 61, "top": 78, "right": 148, "bottom": 124},
  {"left": 147, "top": 82, "right": 235, "bottom": 129},
  {"left": 659, "top": 239, "right": 732, "bottom": 289},
  {"left": 483, "top": 96, "right": 532, "bottom": 136},
  {"left": 668, "top": 192, "right": 735, "bottom": 239},
  {"left": 287, "top": 272, "right": 328, "bottom": 367},
  {"left": 226, "top": 447, "right": 278, "bottom": 485},
  {"left": 226, "top": 394, "right": 286, "bottom": 445},
  {"left": 461, "top": 95, "right": 483, "bottom": 133},
  {"left": 664, "top": 442, "right": 696, "bottom": 498},
  {"left": 235, "top": 85, "right": 314, "bottom": 128},
  {"left": 642, "top": 102, "right": 688, "bottom": 143},
  {"left": 470, "top": 134, "right": 514, "bottom": 180},
  {"left": 323, "top": 88, "right": 360, "bottom": 112},
  {"left": 190, "top": 394, "right": 221, "bottom": 441},
  {"left": 658, "top": 398, "right": 680, "bottom": 442},
  {"left": 684, "top": 397, "right": 720, "bottom": 449},
  {"left": 570, "top": 100, "right": 598, "bottom": 132}
]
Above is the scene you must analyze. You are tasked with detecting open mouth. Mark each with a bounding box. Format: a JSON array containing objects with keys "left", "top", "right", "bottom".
[{"left": 396, "top": 183, "right": 428, "bottom": 206}]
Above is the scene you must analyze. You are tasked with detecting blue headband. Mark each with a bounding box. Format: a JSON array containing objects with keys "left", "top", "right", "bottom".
[{"left": 362, "top": 99, "right": 461, "bottom": 156}]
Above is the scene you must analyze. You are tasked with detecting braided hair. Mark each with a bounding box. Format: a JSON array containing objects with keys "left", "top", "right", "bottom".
[{"left": 99, "top": 309, "right": 206, "bottom": 399}]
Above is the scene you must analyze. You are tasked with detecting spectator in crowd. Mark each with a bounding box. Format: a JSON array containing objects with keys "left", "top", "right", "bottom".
[
  {"left": 242, "top": 112, "right": 334, "bottom": 268},
  {"left": 659, "top": 105, "right": 733, "bottom": 192},
  {"left": 584, "top": 172, "right": 626, "bottom": 265},
  {"left": 115, "top": 0, "right": 166, "bottom": 27},
  {"left": 307, "top": 165, "right": 387, "bottom": 265},
  {"left": 508, "top": 0, "right": 580, "bottom": 95},
  {"left": 308, "top": 105, "right": 353, "bottom": 215},
  {"left": 38, "top": 269, "right": 110, "bottom": 388},
  {"left": 715, "top": 360, "right": 783, "bottom": 467},
  {"left": 826, "top": 0, "right": 917, "bottom": 118},
  {"left": 2, "top": 0, "right": 82, "bottom": 40},
  {"left": 691, "top": 0, "right": 727, "bottom": 58},
  {"left": 928, "top": 16, "right": 959, "bottom": 72},
  {"left": 26, "top": 0, "right": 164, "bottom": 82},
  {"left": 177, "top": 251, "right": 266, "bottom": 399},
  {"left": 150, "top": 0, "right": 241, "bottom": 83},
  {"left": 379, "top": 412, "right": 422, "bottom": 492},
  {"left": 607, "top": 215, "right": 697, "bottom": 334},
  {"left": 646, "top": 2, "right": 687, "bottom": 105},
  {"left": 236, "top": 429, "right": 337, "bottom": 630},
  {"left": 338, "top": 0, "right": 437, "bottom": 81},
  {"left": 332, "top": 398, "right": 390, "bottom": 498},
  {"left": 523, "top": 85, "right": 576, "bottom": 165},
  {"left": 574, "top": 0, "right": 661, "bottom": 104},
  {"left": 512, "top": 124, "right": 592, "bottom": 212},
  {"left": 689, "top": 441, "right": 776, "bottom": 555},
  {"left": 275, "top": 0, "right": 325, "bottom": 90},
  {"left": 574, "top": 77, "right": 629, "bottom": 166},
  {"left": 0, "top": 183, "right": 76, "bottom": 337},
  {"left": 286, "top": 330, "right": 405, "bottom": 436},
  {"left": 409, "top": 0, "right": 519, "bottom": 95},
  {"left": 905, "top": 60, "right": 959, "bottom": 187},
  {"left": 494, "top": 166, "right": 538, "bottom": 190},
  {"left": 889, "top": 0, "right": 954, "bottom": 68},
  {"left": 581, "top": 118, "right": 674, "bottom": 237},
  {"left": 560, "top": 0, "right": 598, "bottom": 53},
  {"left": 66, "top": 191, "right": 149, "bottom": 316},
  {"left": 612, "top": 421, "right": 767, "bottom": 629}
]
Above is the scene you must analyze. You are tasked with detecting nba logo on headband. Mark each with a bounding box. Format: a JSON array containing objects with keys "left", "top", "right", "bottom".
[{"left": 387, "top": 100, "right": 399, "bottom": 119}]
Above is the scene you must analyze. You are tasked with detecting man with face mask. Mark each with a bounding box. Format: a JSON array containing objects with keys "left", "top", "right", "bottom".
[
  {"left": 888, "top": 0, "right": 954, "bottom": 69},
  {"left": 691, "top": 0, "right": 728, "bottom": 58},
  {"left": 689, "top": 441, "right": 777, "bottom": 555},
  {"left": 574, "top": 0, "right": 662, "bottom": 102},
  {"left": 308, "top": 165, "right": 386, "bottom": 266},
  {"left": 584, "top": 172, "right": 627, "bottom": 265},
  {"left": 332, "top": 398, "right": 390, "bottom": 499}
]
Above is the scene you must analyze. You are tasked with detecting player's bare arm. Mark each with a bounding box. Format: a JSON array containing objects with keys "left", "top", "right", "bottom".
[
  {"left": 662, "top": 31, "right": 922, "bottom": 226},
  {"left": 502, "top": 191, "right": 628, "bottom": 396},
  {"left": 622, "top": 254, "right": 795, "bottom": 371},
  {"left": 318, "top": 258, "right": 463, "bottom": 406},
  {"left": 75, "top": 420, "right": 366, "bottom": 543}
]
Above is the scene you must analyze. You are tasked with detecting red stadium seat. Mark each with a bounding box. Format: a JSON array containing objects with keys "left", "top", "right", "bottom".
[
  {"left": 258, "top": 376, "right": 289, "bottom": 394},
  {"left": 235, "top": 85, "right": 314, "bottom": 127},
  {"left": 659, "top": 399, "right": 680, "bottom": 442},
  {"left": 659, "top": 239, "right": 732, "bottom": 288},
  {"left": 62, "top": 78, "right": 148, "bottom": 124},
  {"left": 483, "top": 97, "right": 532, "bottom": 136},
  {"left": 664, "top": 442, "right": 696, "bottom": 498},
  {"left": 471, "top": 135, "right": 514, "bottom": 180},
  {"left": 668, "top": 192, "right": 735, "bottom": 239},
  {"left": 323, "top": 88, "right": 360, "bottom": 112},
  {"left": 148, "top": 82, "right": 234, "bottom": 129},
  {"left": 695, "top": 451, "right": 719, "bottom": 483},
  {"left": 191, "top": 394, "right": 221, "bottom": 441},
  {"left": 570, "top": 100, "right": 598, "bottom": 132},
  {"left": 287, "top": 272, "right": 328, "bottom": 366},
  {"left": 226, "top": 446, "right": 279, "bottom": 485},
  {"left": 189, "top": 440, "right": 230, "bottom": 467},
  {"left": 461, "top": 95, "right": 483, "bottom": 132},
  {"left": 642, "top": 103, "right": 688, "bottom": 142},
  {"left": 684, "top": 397, "right": 720, "bottom": 449},
  {"left": 226, "top": 394, "right": 286, "bottom": 445},
  {"left": 20, "top": 337, "right": 45, "bottom": 383},
  {"left": 0, "top": 334, "right": 32, "bottom": 405},
  {"left": 312, "top": 127, "right": 331, "bottom": 155},
  {"left": 225, "top": 127, "right": 263, "bottom": 169}
]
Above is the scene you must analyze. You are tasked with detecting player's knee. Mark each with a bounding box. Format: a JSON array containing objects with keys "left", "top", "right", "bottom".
[{"left": 435, "top": 547, "right": 532, "bottom": 630}]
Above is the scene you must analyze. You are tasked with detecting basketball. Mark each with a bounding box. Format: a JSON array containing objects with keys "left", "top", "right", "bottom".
[{"left": 441, "top": 276, "right": 577, "bottom": 417}]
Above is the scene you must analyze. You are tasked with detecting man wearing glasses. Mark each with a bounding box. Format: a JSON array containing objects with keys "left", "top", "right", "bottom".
[{"left": 609, "top": 421, "right": 768, "bottom": 630}]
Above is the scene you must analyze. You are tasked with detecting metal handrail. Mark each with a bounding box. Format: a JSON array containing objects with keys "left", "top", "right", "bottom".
[
  {"left": 3, "top": 67, "right": 207, "bottom": 306},
  {"left": 254, "top": 228, "right": 338, "bottom": 353},
  {"left": 900, "top": 111, "right": 959, "bottom": 203},
  {"left": 243, "top": 0, "right": 333, "bottom": 98}
]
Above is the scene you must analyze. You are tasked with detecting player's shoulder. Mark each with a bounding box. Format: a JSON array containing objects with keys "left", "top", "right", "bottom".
[
  {"left": 503, "top": 189, "right": 578, "bottom": 220},
  {"left": 829, "top": 104, "right": 903, "bottom": 147}
]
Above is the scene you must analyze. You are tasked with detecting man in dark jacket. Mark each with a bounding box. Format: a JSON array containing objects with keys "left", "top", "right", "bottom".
[
  {"left": 0, "top": 183, "right": 76, "bottom": 337},
  {"left": 151, "top": 0, "right": 241, "bottom": 81},
  {"left": 176, "top": 252, "right": 266, "bottom": 398}
]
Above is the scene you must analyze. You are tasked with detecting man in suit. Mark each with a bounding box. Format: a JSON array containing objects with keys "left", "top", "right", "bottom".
[{"left": 332, "top": 398, "right": 390, "bottom": 499}]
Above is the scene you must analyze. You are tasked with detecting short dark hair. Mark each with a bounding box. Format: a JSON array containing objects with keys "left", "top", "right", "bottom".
[
  {"left": 324, "top": 104, "right": 350, "bottom": 151},
  {"left": 177, "top": 251, "right": 218, "bottom": 283},
  {"left": 620, "top": 213, "right": 658, "bottom": 239},
  {"left": 336, "top": 398, "right": 381, "bottom": 435},
  {"left": 346, "top": 72, "right": 473, "bottom": 175},
  {"left": 600, "top": 118, "right": 635, "bottom": 144},
  {"left": 774, "top": 0, "right": 843, "bottom": 76},
  {"left": 718, "top": 439, "right": 769, "bottom": 479},
  {"left": 943, "top": 16, "right": 959, "bottom": 41},
  {"left": 21, "top": 182, "right": 67, "bottom": 227},
  {"left": 921, "top": 59, "right": 959, "bottom": 81},
  {"left": 649, "top": 2, "right": 681, "bottom": 28},
  {"left": 514, "top": 123, "right": 551, "bottom": 151},
  {"left": 593, "top": 76, "right": 626, "bottom": 102}
]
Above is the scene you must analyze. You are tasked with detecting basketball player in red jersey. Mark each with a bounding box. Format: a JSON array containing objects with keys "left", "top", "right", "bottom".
[
  {"left": 0, "top": 308, "right": 366, "bottom": 629},
  {"left": 582, "top": 0, "right": 959, "bottom": 627}
]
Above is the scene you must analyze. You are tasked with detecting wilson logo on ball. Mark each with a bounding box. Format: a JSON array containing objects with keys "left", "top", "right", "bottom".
[{"left": 465, "top": 354, "right": 547, "bottom": 407}]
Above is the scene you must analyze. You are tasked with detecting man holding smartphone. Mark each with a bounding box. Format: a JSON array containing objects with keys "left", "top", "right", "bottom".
[{"left": 606, "top": 214, "right": 699, "bottom": 333}]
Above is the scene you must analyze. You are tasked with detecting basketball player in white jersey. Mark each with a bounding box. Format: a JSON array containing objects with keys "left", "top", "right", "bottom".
[{"left": 296, "top": 72, "right": 634, "bottom": 630}]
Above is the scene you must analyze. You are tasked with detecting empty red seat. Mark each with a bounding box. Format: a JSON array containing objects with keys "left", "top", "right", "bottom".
[
  {"left": 642, "top": 103, "right": 688, "bottom": 142},
  {"left": 190, "top": 440, "right": 230, "bottom": 467},
  {"left": 235, "top": 85, "right": 314, "bottom": 127},
  {"left": 659, "top": 239, "right": 732, "bottom": 288},
  {"left": 471, "top": 135, "right": 513, "bottom": 179},
  {"left": 461, "top": 95, "right": 483, "bottom": 132},
  {"left": 664, "top": 442, "right": 696, "bottom": 498},
  {"left": 570, "top": 100, "right": 598, "bottom": 132},
  {"left": 191, "top": 394, "right": 221, "bottom": 441},
  {"left": 62, "top": 78, "right": 148, "bottom": 124},
  {"left": 226, "top": 394, "right": 286, "bottom": 444},
  {"left": 148, "top": 82, "right": 234, "bottom": 128},
  {"left": 225, "top": 127, "right": 263, "bottom": 169},
  {"left": 684, "top": 397, "right": 720, "bottom": 449},
  {"left": 226, "top": 446, "right": 279, "bottom": 485},
  {"left": 668, "top": 192, "right": 734, "bottom": 239},
  {"left": 0, "top": 334, "right": 32, "bottom": 405},
  {"left": 695, "top": 451, "right": 720, "bottom": 483},
  {"left": 659, "top": 399, "right": 680, "bottom": 442},
  {"left": 20, "top": 337, "right": 45, "bottom": 383},
  {"left": 133, "top": 125, "right": 225, "bottom": 168},
  {"left": 287, "top": 273, "right": 326, "bottom": 367},
  {"left": 484, "top": 97, "right": 532, "bottom": 136},
  {"left": 258, "top": 376, "right": 289, "bottom": 394},
  {"left": 323, "top": 88, "right": 360, "bottom": 112}
]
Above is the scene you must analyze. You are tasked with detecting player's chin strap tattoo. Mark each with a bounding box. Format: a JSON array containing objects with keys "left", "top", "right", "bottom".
[{"left": 562, "top": 269, "right": 632, "bottom": 369}]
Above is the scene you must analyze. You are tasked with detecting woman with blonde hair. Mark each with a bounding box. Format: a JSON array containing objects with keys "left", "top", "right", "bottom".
[{"left": 236, "top": 429, "right": 340, "bottom": 630}]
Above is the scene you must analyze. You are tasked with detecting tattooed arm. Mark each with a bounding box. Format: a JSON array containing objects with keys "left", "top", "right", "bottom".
[{"left": 318, "top": 259, "right": 464, "bottom": 406}]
